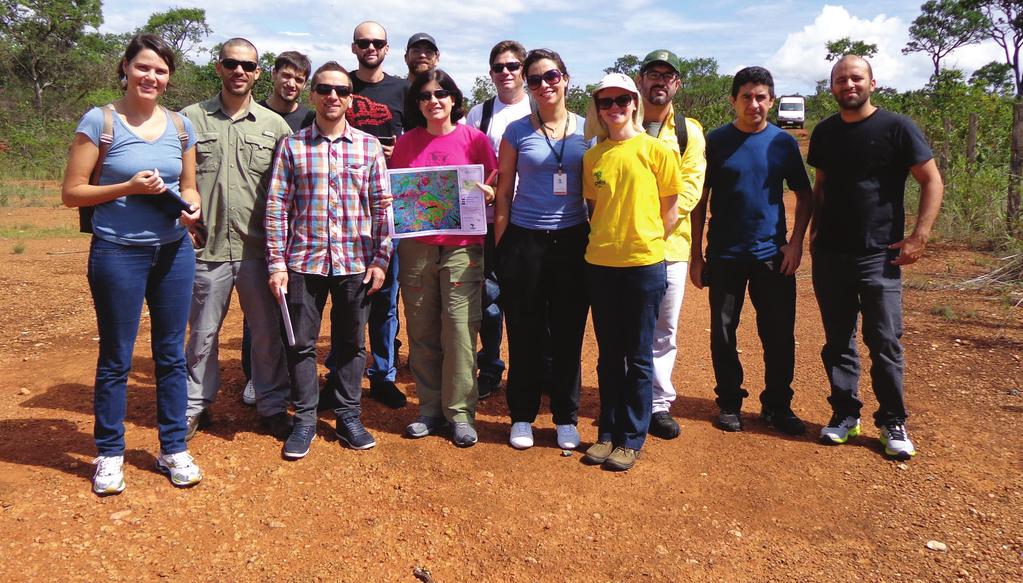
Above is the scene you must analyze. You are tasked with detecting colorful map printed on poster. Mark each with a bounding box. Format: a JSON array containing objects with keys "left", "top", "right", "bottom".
[{"left": 387, "top": 164, "right": 487, "bottom": 238}]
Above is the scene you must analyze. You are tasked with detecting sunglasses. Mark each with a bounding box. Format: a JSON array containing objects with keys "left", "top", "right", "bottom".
[
  {"left": 313, "top": 84, "right": 353, "bottom": 97},
  {"left": 354, "top": 38, "right": 387, "bottom": 50},
  {"left": 491, "top": 62, "right": 522, "bottom": 74},
  {"left": 526, "top": 69, "right": 563, "bottom": 89},
  {"left": 595, "top": 95, "right": 635, "bottom": 110},
  {"left": 221, "top": 58, "right": 258, "bottom": 73},
  {"left": 417, "top": 89, "right": 452, "bottom": 101}
]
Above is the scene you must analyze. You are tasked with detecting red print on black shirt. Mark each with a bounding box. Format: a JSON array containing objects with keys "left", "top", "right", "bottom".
[{"left": 346, "top": 95, "right": 392, "bottom": 128}]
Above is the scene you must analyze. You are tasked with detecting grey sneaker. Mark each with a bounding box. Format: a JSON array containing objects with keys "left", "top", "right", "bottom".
[
  {"left": 820, "top": 414, "right": 861, "bottom": 444},
  {"left": 451, "top": 422, "right": 478, "bottom": 447},
  {"left": 241, "top": 380, "right": 256, "bottom": 406},
  {"left": 879, "top": 422, "right": 916, "bottom": 460},
  {"left": 405, "top": 415, "right": 448, "bottom": 439}
]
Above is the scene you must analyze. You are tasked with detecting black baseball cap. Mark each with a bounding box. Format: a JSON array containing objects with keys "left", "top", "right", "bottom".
[{"left": 406, "top": 33, "right": 438, "bottom": 51}]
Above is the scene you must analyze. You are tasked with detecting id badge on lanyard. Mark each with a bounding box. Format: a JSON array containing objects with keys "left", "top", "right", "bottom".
[{"left": 553, "top": 169, "right": 568, "bottom": 196}]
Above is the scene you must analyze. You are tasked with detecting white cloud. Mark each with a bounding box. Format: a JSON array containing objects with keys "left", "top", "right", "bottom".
[{"left": 767, "top": 4, "right": 1006, "bottom": 93}]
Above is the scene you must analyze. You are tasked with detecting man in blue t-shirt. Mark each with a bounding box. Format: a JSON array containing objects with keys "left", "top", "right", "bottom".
[
  {"left": 690, "top": 66, "right": 812, "bottom": 435},
  {"left": 808, "top": 55, "right": 943, "bottom": 460}
]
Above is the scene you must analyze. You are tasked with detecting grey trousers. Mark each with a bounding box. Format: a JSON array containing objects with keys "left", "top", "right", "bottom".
[{"left": 185, "top": 258, "right": 290, "bottom": 417}]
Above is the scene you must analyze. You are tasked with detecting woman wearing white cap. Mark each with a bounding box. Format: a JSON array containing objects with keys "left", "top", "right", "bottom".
[{"left": 580, "top": 73, "right": 684, "bottom": 471}]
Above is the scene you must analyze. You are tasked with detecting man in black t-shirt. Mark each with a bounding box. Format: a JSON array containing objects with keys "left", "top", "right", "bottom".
[
  {"left": 321, "top": 21, "right": 409, "bottom": 410},
  {"left": 807, "top": 55, "right": 943, "bottom": 460},
  {"left": 259, "top": 51, "right": 315, "bottom": 132}
]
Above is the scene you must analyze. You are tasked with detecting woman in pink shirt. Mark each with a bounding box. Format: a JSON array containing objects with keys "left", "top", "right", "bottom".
[{"left": 390, "top": 69, "right": 497, "bottom": 447}]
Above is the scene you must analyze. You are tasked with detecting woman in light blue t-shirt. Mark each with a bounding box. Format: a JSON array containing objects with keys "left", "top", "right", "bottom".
[
  {"left": 61, "top": 34, "right": 203, "bottom": 496},
  {"left": 492, "top": 48, "right": 590, "bottom": 452}
]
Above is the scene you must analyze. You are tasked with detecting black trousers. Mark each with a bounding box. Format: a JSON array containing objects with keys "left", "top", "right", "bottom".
[
  {"left": 812, "top": 248, "right": 907, "bottom": 425},
  {"left": 708, "top": 255, "right": 796, "bottom": 412},
  {"left": 497, "top": 222, "right": 589, "bottom": 425},
  {"left": 284, "top": 270, "right": 370, "bottom": 425}
]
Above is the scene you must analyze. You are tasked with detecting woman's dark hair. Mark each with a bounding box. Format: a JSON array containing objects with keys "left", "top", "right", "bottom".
[
  {"left": 730, "top": 66, "right": 775, "bottom": 98},
  {"left": 404, "top": 69, "right": 465, "bottom": 128},
  {"left": 118, "top": 34, "right": 177, "bottom": 82},
  {"left": 522, "top": 48, "right": 568, "bottom": 78}
]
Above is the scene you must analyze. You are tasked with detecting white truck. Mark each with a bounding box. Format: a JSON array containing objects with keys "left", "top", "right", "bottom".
[{"left": 777, "top": 95, "right": 805, "bottom": 129}]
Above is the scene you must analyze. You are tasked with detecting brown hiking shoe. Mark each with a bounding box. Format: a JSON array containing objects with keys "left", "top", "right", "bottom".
[
  {"left": 603, "top": 446, "right": 639, "bottom": 471},
  {"left": 582, "top": 440, "right": 614, "bottom": 465}
]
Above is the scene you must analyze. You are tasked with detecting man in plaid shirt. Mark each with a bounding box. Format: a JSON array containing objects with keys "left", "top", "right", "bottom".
[{"left": 265, "top": 61, "right": 393, "bottom": 459}]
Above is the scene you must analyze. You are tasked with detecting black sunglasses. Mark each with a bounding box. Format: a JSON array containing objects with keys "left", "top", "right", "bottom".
[
  {"left": 354, "top": 38, "right": 387, "bottom": 50},
  {"left": 221, "top": 58, "right": 258, "bottom": 73},
  {"left": 313, "top": 84, "right": 353, "bottom": 97},
  {"left": 491, "top": 62, "right": 522, "bottom": 74},
  {"left": 417, "top": 89, "right": 452, "bottom": 101},
  {"left": 595, "top": 95, "right": 635, "bottom": 110},
  {"left": 526, "top": 69, "right": 563, "bottom": 89}
]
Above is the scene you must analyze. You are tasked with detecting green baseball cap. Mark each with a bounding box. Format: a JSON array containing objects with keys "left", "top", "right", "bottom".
[{"left": 640, "top": 49, "right": 681, "bottom": 74}]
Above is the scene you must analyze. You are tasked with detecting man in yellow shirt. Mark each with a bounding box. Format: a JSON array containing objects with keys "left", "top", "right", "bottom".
[{"left": 636, "top": 50, "right": 706, "bottom": 440}]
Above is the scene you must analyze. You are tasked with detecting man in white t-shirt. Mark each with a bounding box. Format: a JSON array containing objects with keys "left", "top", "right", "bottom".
[{"left": 464, "top": 40, "right": 532, "bottom": 399}]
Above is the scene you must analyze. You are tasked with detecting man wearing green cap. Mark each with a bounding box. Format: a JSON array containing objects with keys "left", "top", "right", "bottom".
[{"left": 636, "top": 49, "right": 706, "bottom": 440}]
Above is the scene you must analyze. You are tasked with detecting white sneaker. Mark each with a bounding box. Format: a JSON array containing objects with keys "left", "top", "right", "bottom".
[
  {"left": 509, "top": 422, "right": 534, "bottom": 449},
  {"left": 880, "top": 422, "right": 917, "bottom": 460},
  {"left": 556, "top": 424, "right": 580, "bottom": 450},
  {"left": 156, "top": 451, "right": 203, "bottom": 487},
  {"left": 820, "top": 414, "right": 861, "bottom": 444},
  {"left": 241, "top": 380, "right": 256, "bottom": 406},
  {"left": 92, "top": 455, "right": 125, "bottom": 495}
]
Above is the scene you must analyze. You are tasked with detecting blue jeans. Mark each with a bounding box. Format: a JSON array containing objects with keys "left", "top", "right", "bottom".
[
  {"left": 586, "top": 262, "right": 666, "bottom": 450},
  {"left": 326, "top": 244, "right": 399, "bottom": 383},
  {"left": 87, "top": 236, "right": 194, "bottom": 456},
  {"left": 477, "top": 224, "right": 505, "bottom": 383}
]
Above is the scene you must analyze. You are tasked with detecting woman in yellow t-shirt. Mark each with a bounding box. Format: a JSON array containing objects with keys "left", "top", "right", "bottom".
[{"left": 580, "top": 73, "right": 684, "bottom": 471}]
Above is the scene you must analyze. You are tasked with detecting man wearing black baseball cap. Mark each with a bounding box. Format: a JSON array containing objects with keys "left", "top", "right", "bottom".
[
  {"left": 405, "top": 32, "right": 439, "bottom": 79},
  {"left": 636, "top": 49, "right": 706, "bottom": 441}
]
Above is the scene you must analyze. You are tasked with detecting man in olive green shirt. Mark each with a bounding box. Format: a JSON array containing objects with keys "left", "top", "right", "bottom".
[{"left": 181, "top": 38, "right": 293, "bottom": 440}]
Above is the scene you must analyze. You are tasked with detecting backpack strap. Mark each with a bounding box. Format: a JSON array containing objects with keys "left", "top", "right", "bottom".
[
  {"left": 162, "top": 106, "right": 189, "bottom": 152},
  {"left": 479, "top": 97, "right": 496, "bottom": 136},
  {"left": 674, "top": 110, "right": 689, "bottom": 157},
  {"left": 80, "top": 104, "right": 116, "bottom": 233},
  {"left": 89, "top": 104, "right": 116, "bottom": 186}
]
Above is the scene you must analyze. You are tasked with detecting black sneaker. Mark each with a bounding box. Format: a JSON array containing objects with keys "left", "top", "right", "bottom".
[
  {"left": 370, "top": 381, "right": 407, "bottom": 409},
  {"left": 259, "top": 411, "right": 293, "bottom": 441},
  {"left": 648, "top": 411, "right": 681, "bottom": 440},
  {"left": 185, "top": 409, "right": 211, "bottom": 441},
  {"left": 283, "top": 424, "right": 316, "bottom": 459},
  {"left": 715, "top": 409, "right": 742, "bottom": 432},
  {"left": 477, "top": 376, "right": 500, "bottom": 400},
  {"left": 761, "top": 406, "right": 807, "bottom": 435},
  {"left": 335, "top": 416, "right": 376, "bottom": 450}
]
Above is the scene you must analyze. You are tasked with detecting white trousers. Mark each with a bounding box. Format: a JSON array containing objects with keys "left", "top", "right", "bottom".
[{"left": 652, "top": 260, "right": 688, "bottom": 413}]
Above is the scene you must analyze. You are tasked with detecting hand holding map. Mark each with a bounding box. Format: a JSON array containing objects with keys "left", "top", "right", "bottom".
[{"left": 387, "top": 164, "right": 487, "bottom": 239}]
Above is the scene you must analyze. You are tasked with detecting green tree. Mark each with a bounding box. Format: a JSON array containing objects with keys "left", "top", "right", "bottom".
[
  {"left": 141, "top": 7, "right": 211, "bottom": 56},
  {"left": 824, "top": 37, "right": 878, "bottom": 61},
  {"left": 966, "top": 0, "right": 1023, "bottom": 232},
  {"left": 904, "top": 0, "right": 989, "bottom": 79},
  {"left": 0, "top": 0, "right": 103, "bottom": 109},
  {"left": 603, "top": 54, "right": 641, "bottom": 77},
  {"left": 970, "top": 60, "right": 1015, "bottom": 95},
  {"left": 469, "top": 74, "right": 495, "bottom": 107}
]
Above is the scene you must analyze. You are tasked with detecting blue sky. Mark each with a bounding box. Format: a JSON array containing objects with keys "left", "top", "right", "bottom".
[{"left": 99, "top": 0, "right": 1006, "bottom": 96}]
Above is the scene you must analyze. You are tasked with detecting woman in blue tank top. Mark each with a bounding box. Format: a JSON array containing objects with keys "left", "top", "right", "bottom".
[
  {"left": 61, "top": 34, "right": 203, "bottom": 495},
  {"left": 492, "top": 49, "right": 590, "bottom": 452}
]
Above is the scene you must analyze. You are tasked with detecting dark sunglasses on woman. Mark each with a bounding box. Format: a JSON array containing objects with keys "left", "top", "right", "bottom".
[
  {"left": 313, "top": 84, "right": 353, "bottom": 97},
  {"left": 491, "top": 62, "right": 522, "bottom": 74},
  {"left": 595, "top": 95, "right": 635, "bottom": 109},
  {"left": 417, "top": 89, "right": 452, "bottom": 101},
  {"left": 220, "top": 58, "right": 258, "bottom": 72},
  {"left": 354, "top": 39, "right": 387, "bottom": 50},
  {"left": 526, "top": 69, "right": 563, "bottom": 89}
]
